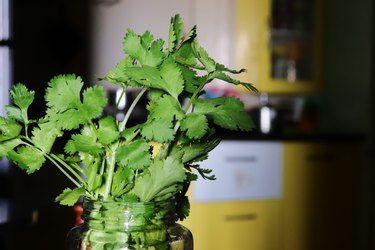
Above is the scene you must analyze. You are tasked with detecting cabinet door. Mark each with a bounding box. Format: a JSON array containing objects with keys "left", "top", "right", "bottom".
[
  {"left": 282, "top": 142, "right": 358, "bottom": 250},
  {"left": 182, "top": 199, "right": 282, "bottom": 250},
  {"left": 181, "top": 141, "right": 283, "bottom": 249},
  {"left": 235, "top": 0, "right": 323, "bottom": 94}
]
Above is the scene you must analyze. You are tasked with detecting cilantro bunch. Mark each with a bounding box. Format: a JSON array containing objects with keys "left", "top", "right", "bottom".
[{"left": 0, "top": 14, "right": 255, "bottom": 220}]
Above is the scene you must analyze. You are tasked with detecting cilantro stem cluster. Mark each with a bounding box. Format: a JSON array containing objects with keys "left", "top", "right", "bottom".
[{"left": 0, "top": 14, "right": 256, "bottom": 220}]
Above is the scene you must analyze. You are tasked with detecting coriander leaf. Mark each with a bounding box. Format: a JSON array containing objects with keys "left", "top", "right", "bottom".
[
  {"left": 111, "top": 167, "right": 134, "bottom": 197},
  {"left": 123, "top": 29, "right": 164, "bottom": 67},
  {"left": 131, "top": 156, "right": 186, "bottom": 201},
  {"left": 170, "top": 136, "right": 221, "bottom": 164},
  {"left": 153, "top": 184, "right": 183, "bottom": 201},
  {"left": 182, "top": 25, "right": 197, "bottom": 43},
  {"left": 8, "top": 146, "right": 46, "bottom": 174},
  {"left": 55, "top": 187, "right": 85, "bottom": 206},
  {"left": 45, "top": 74, "right": 83, "bottom": 112},
  {"left": 120, "top": 125, "right": 141, "bottom": 141},
  {"left": 168, "top": 14, "right": 184, "bottom": 51},
  {"left": 103, "top": 57, "right": 134, "bottom": 85},
  {"left": 210, "top": 71, "right": 258, "bottom": 92},
  {"left": 31, "top": 122, "right": 61, "bottom": 153},
  {"left": 45, "top": 75, "right": 107, "bottom": 130},
  {"left": 85, "top": 158, "right": 102, "bottom": 192},
  {"left": 180, "top": 113, "right": 208, "bottom": 140},
  {"left": 97, "top": 116, "right": 120, "bottom": 145},
  {"left": 0, "top": 117, "right": 22, "bottom": 142},
  {"left": 81, "top": 85, "right": 107, "bottom": 121},
  {"left": 124, "top": 66, "right": 166, "bottom": 91},
  {"left": 159, "top": 58, "right": 184, "bottom": 99},
  {"left": 0, "top": 138, "right": 23, "bottom": 157},
  {"left": 175, "top": 195, "right": 190, "bottom": 221},
  {"left": 192, "top": 165, "right": 216, "bottom": 180},
  {"left": 5, "top": 106, "right": 23, "bottom": 122},
  {"left": 141, "top": 30, "right": 154, "bottom": 49},
  {"left": 116, "top": 140, "right": 151, "bottom": 170},
  {"left": 65, "top": 134, "right": 103, "bottom": 156},
  {"left": 148, "top": 95, "right": 185, "bottom": 122},
  {"left": 76, "top": 126, "right": 100, "bottom": 166},
  {"left": 174, "top": 43, "right": 201, "bottom": 69},
  {"left": 191, "top": 41, "right": 216, "bottom": 73},
  {"left": 141, "top": 120, "right": 175, "bottom": 143},
  {"left": 9, "top": 83, "right": 35, "bottom": 110},
  {"left": 215, "top": 63, "right": 247, "bottom": 74},
  {"left": 178, "top": 65, "right": 199, "bottom": 94},
  {"left": 124, "top": 64, "right": 183, "bottom": 99},
  {"left": 194, "top": 96, "right": 255, "bottom": 131}
]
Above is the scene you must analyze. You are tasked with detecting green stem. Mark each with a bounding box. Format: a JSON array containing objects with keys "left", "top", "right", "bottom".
[
  {"left": 20, "top": 139, "right": 81, "bottom": 187},
  {"left": 45, "top": 154, "right": 81, "bottom": 187},
  {"left": 50, "top": 154, "right": 85, "bottom": 184},
  {"left": 113, "top": 86, "right": 127, "bottom": 116},
  {"left": 119, "top": 87, "right": 147, "bottom": 132},
  {"left": 103, "top": 143, "right": 118, "bottom": 201}
]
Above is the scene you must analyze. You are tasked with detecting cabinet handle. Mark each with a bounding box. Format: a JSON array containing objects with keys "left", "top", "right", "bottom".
[{"left": 224, "top": 213, "right": 257, "bottom": 222}]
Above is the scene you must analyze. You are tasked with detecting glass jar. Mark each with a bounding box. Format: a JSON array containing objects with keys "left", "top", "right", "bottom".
[{"left": 67, "top": 198, "right": 193, "bottom": 250}]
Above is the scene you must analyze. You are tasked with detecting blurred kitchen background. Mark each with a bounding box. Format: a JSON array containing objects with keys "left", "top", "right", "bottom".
[{"left": 0, "top": 0, "right": 374, "bottom": 249}]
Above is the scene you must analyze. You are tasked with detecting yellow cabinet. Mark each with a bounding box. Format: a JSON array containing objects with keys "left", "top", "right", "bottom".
[
  {"left": 235, "top": 0, "right": 323, "bottom": 94},
  {"left": 181, "top": 140, "right": 360, "bottom": 250},
  {"left": 182, "top": 198, "right": 282, "bottom": 249},
  {"left": 181, "top": 141, "right": 283, "bottom": 249},
  {"left": 281, "top": 141, "right": 359, "bottom": 250}
]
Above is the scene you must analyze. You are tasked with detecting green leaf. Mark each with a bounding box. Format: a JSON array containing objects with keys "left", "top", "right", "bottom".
[
  {"left": 168, "top": 14, "right": 184, "bottom": 51},
  {"left": 174, "top": 43, "right": 201, "bottom": 69},
  {"left": 0, "top": 138, "right": 23, "bottom": 157},
  {"left": 124, "top": 63, "right": 183, "bottom": 99},
  {"left": 65, "top": 134, "right": 103, "bottom": 156},
  {"left": 159, "top": 58, "right": 184, "bottom": 99},
  {"left": 116, "top": 140, "right": 151, "bottom": 170},
  {"left": 123, "top": 29, "right": 164, "bottom": 67},
  {"left": 45, "top": 74, "right": 83, "bottom": 112},
  {"left": 0, "top": 117, "right": 22, "bottom": 142},
  {"left": 131, "top": 157, "right": 186, "bottom": 201},
  {"left": 111, "top": 167, "right": 135, "bottom": 197},
  {"left": 120, "top": 125, "right": 141, "bottom": 141},
  {"left": 210, "top": 71, "right": 258, "bottom": 92},
  {"left": 194, "top": 97, "right": 255, "bottom": 131},
  {"left": 8, "top": 146, "right": 46, "bottom": 174},
  {"left": 141, "top": 120, "right": 175, "bottom": 143},
  {"left": 9, "top": 83, "right": 35, "bottom": 110},
  {"left": 55, "top": 187, "right": 85, "bottom": 206},
  {"left": 31, "top": 122, "right": 62, "bottom": 153},
  {"left": 45, "top": 75, "right": 107, "bottom": 130},
  {"left": 85, "top": 158, "right": 103, "bottom": 192},
  {"left": 180, "top": 113, "right": 208, "bottom": 140},
  {"left": 178, "top": 65, "right": 199, "bottom": 94},
  {"left": 103, "top": 57, "right": 134, "bottom": 85},
  {"left": 4, "top": 106, "right": 23, "bottom": 122},
  {"left": 175, "top": 195, "right": 190, "bottom": 221},
  {"left": 97, "top": 116, "right": 120, "bottom": 145},
  {"left": 148, "top": 95, "right": 185, "bottom": 122},
  {"left": 81, "top": 85, "right": 107, "bottom": 120},
  {"left": 170, "top": 136, "right": 221, "bottom": 164},
  {"left": 191, "top": 41, "right": 216, "bottom": 73}
]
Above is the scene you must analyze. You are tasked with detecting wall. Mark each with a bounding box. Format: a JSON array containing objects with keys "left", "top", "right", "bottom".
[{"left": 89, "top": 0, "right": 235, "bottom": 89}]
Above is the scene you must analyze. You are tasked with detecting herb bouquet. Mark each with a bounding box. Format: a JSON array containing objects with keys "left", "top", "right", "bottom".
[{"left": 0, "top": 14, "right": 256, "bottom": 250}]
